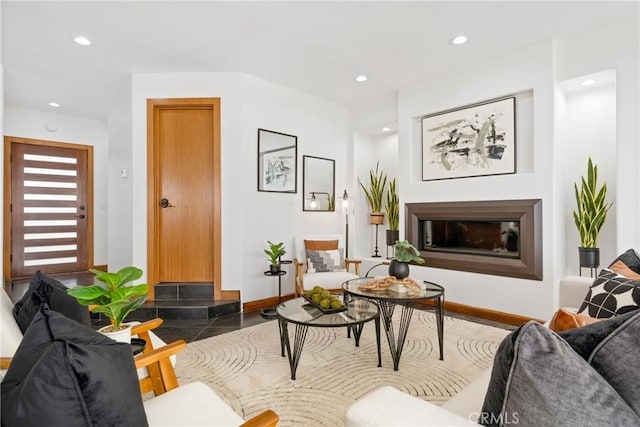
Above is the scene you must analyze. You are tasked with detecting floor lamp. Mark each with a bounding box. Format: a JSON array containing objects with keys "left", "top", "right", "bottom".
[{"left": 341, "top": 190, "right": 354, "bottom": 259}]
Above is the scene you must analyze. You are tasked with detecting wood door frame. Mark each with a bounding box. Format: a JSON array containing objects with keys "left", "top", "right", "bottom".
[
  {"left": 147, "top": 98, "right": 228, "bottom": 301},
  {"left": 3, "top": 136, "right": 94, "bottom": 281}
]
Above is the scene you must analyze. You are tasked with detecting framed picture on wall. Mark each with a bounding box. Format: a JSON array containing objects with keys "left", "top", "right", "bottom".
[
  {"left": 258, "top": 128, "right": 298, "bottom": 193},
  {"left": 421, "top": 96, "right": 516, "bottom": 181}
]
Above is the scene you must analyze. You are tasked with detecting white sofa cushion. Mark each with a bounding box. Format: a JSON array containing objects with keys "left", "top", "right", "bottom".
[
  {"left": 1, "top": 288, "right": 26, "bottom": 358},
  {"left": 345, "top": 386, "right": 470, "bottom": 427},
  {"left": 302, "top": 271, "right": 358, "bottom": 290},
  {"left": 144, "top": 381, "right": 244, "bottom": 426}
]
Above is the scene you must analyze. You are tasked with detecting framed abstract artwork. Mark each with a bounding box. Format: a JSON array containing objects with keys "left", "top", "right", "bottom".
[
  {"left": 421, "top": 97, "right": 516, "bottom": 181},
  {"left": 257, "top": 128, "right": 297, "bottom": 193}
]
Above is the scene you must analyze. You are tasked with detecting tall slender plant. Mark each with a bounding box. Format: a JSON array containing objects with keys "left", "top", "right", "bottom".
[
  {"left": 359, "top": 162, "right": 387, "bottom": 213},
  {"left": 573, "top": 158, "right": 613, "bottom": 248},
  {"left": 385, "top": 178, "right": 399, "bottom": 231}
]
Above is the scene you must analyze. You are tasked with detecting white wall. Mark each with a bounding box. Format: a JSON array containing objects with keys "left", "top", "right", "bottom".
[
  {"left": 556, "top": 20, "right": 640, "bottom": 253},
  {"left": 351, "top": 19, "right": 638, "bottom": 320},
  {"left": 130, "top": 72, "right": 349, "bottom": 302},
  {"left": 107, "top": 78, "right": 133, "bottom": 269},
  {"left": 3, "top": 106, "right": 109, "bottom": 265},
  {"left": 396, "top": 41, "right": 556, "bottom": 319},
  {"left": 559, "top": 83, "right": 617, "bottom": 274}
]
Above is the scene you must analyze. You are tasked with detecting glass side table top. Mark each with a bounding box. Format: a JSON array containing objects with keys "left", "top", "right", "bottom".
[
  {"left": 342, "top": 277, "right": 444, "bottom": 302},
  {"left": 276, "top": 296, "right": 379, "bottom": 327}
]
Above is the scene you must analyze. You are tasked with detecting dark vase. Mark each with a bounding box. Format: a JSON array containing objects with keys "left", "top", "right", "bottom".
[
  {"left": 386, "top": 230, "right": 400, "bottom": 247},
  {"left": 388, "top": 260, "right": 410, "bottom": 279},
  {"left": 269, "top": 264, "right": 281, "bottom": 274},
  {"left": 578, "top": 247, "right": 600, "bottom": 268}
]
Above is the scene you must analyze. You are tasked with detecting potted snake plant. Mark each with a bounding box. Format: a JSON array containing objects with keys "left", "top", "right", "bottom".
[
  {"left": 385, "top": 178, "right": 400, "bottom": 248},
  {"left": 359, "top": 162, "right": 387, "bottom": 224},
  {"left": 573, "top": 158, "right": 613, "bottom": 269}
]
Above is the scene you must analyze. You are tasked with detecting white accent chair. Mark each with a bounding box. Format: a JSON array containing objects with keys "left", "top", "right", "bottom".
[{"left": 292, "top": 234, "right": 361, "bottom": 296}]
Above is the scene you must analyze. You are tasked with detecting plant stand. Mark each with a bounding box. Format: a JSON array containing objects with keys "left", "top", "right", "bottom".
[
  {"left": 372, "top": 224, "right": 381, "bottom": 258},
  {"left": 261, "top": 260, "right": 292, "bottom": 318}
]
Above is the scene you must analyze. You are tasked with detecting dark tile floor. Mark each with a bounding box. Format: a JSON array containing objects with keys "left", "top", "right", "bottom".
[{"left": 5, "top": 271, "right": 515, "bottom": 345}]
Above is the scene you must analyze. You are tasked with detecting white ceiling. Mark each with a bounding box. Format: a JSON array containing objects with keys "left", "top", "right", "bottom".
[{"left": 2, "top": 1, "right": 637, "bottom": 123}]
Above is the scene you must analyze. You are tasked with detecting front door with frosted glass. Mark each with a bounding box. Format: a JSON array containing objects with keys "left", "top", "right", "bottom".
[{"left": 9, "top": 140, "right": 91, "bottom": 278}]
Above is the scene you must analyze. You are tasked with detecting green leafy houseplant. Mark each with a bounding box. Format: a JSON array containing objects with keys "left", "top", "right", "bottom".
[
  {"left": 573, "top": 158, "right": 613, "bottom": 248},
  {"left": 264, "top": 241, "right": 286, "bottom": 266},
  {"left": 67, "top": 266, "right": 148, "bottom": 331},
  {"left": 393, "top": 240, "right": 425, "bottom": 264},
  {"left": 359, "top": 162, "right": 388, "bottom": 215}
]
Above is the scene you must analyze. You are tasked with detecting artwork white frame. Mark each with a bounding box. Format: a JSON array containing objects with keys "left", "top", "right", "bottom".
[{"left": 422, "top": 97, "right": 516, "bottom": 181}]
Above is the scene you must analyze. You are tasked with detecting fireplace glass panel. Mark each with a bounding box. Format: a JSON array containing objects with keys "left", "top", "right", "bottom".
[{"left": 419, "top": 220, "right": 520, "bottom": 258}]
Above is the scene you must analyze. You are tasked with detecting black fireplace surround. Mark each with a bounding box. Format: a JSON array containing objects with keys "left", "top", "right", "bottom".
[{"left": 405, "top": 199, "right": 542, "bottom": 280}]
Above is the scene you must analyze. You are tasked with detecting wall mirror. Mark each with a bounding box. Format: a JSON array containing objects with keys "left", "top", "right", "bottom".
[
  {"left": 257, "top": 128, "right": 297, "bottom": 193},
  {"left": 302, "top": 155, "right": 335, "bottom": 211}
]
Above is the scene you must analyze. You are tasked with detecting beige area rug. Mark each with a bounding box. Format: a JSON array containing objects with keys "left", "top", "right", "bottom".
[{"left": 174, "top": 310, "right": 510, "bottom": 427}]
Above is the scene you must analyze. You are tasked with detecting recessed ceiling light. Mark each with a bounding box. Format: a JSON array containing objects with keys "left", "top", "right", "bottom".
[
  {"left": 581, "top": 79, "right": 596, "bottom": 86},
  {"left": 355, "top": 75, "right": 368, "bottom": 83},
  {"left": 382, "top": 127, "right": 390, "bottom": 132},
  {"left": 48, "top": 102, "right": 61, "bottom": 108},
  {"left": 450, "top": 34, "right": 468, "bottom": 45},
  {"left": 74, "top": 36, "right": 92, "bottom": 46}
]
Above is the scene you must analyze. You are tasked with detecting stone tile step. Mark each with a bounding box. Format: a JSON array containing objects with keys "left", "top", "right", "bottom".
[
  {"left": 154, "top": 283, "right": 215, "bottom": 300},
  {"left": 91, "top": 299, "right": 240, "bottom": 321}
]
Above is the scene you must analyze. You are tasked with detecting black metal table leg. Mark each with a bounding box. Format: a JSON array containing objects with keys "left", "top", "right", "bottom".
[
  {"left": 278, "top": 318, "right": 287, "bottom": 357},
  {"left": 378, "top": 301, "right": 415, "bottom": 371},
  {"left": 375, "top": 315, "right": 381, "bottom": 367},
  {"left": 435, "top": 295, "right": 444, "bottom": 360},
  {"left": 282, "top": 323, "right": 309, "bottom": 380}
]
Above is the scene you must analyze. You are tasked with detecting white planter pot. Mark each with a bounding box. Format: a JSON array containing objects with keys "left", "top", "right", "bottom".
[{"left": 98, "top": 323, "right": 132, "bottom": 343}]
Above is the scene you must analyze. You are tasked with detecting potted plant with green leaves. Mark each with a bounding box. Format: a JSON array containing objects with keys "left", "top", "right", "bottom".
[
  {"left": 265, "top": 241, "right": 286, "bottom": 274},
  {"left": 385, "top": 178, "right": 400, "bottom": 248},
  {"left": 359, "top": 162, "right": 387, "bottom": 225},
  {"left": 389, "top": 240, "right": 425, "bottom": 279},
  {"left": 67, "top": 266, "right": 148, "bottom": 343},
  {"left": 573, "top": 157, "right": 613, "bottom": 269}
]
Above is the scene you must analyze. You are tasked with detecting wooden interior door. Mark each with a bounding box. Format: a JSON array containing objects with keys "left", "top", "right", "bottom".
[
  {"left": 147, "top": 98, "right": 221, "bottom": 299},
  {"left": 4, "top": 137, "right": 93, "bottom": 279}
]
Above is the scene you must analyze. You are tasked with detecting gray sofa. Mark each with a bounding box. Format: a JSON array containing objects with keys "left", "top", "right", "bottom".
[{"left": 344, "top": 276, "right": 595, "bottom": 426}]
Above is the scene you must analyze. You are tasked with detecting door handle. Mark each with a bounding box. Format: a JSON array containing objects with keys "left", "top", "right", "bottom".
[{"left": 160, "top": 198, "right": 175, "bottom": 208}]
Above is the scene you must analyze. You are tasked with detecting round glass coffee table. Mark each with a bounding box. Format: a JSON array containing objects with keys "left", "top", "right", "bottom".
[
  {"left": 276, "top": 296, "right": 381, "bottom": 380},
  {"left": 342, "top": 277, "right": 445, "bottom": 371}
]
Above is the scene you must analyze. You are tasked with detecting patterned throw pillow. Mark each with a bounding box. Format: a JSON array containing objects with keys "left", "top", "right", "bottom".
[
  {"left": 307, "top": 249, "right": 346, "bottom": 273},
  {"left": 577, "top": 269, "right": 640, "bottom": 318}
]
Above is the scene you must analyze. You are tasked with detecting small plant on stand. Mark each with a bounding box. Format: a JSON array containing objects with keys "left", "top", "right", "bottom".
[{"left": 265, "top": 241, "right": 286, "bottom": 274}]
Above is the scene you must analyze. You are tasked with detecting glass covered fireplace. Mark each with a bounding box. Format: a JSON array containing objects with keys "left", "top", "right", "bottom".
[
  {"left": 420, "top": 219, "right": 520, "bottom": 258},
  {"left": 406, "top": 200, "right": 542, "bottom": 280}
]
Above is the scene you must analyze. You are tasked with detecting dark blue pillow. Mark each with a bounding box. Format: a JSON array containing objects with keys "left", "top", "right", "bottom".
[
  {"left": 1, "top": 308, "right": 148, "bottom": 427},
  {"left": 12, "top": 270, "right": 91, "bottom": 333}
]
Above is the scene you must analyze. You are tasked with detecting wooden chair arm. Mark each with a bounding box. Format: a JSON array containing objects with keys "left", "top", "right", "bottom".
[
  {"left": 130, "top": 318, "right": 163, "bottom": 336},
  {"left": 134, "top": 340, "right": 186, "bottom": 370},
  {"left": 345, "top": 258, "right": 362, "bottom": 276},
  {"left": 1, "top": 357, "right": 12, "bottom": 369},
  {"left": 240, "top": 409, "right": 279, "bottom": 427}
]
